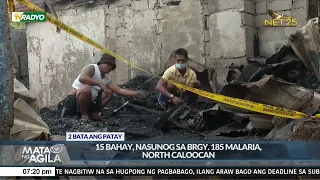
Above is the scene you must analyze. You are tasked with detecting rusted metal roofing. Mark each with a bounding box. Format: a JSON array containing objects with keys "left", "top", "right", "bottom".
[{"left": 14, "top": 0, "right": 45, "bottom": 12}]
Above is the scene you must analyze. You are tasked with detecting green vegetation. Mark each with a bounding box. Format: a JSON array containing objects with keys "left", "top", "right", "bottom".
[{"left": 10, "top": 22, "right": 26, "bottom": 29}]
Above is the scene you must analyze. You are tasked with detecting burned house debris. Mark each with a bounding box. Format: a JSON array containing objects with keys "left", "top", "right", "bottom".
[
  {"left": 11, "top": 17, "right": 319, "bottom": 145},
  {"left": 11, "top": 16, "right": 320, "bottom": 139}
]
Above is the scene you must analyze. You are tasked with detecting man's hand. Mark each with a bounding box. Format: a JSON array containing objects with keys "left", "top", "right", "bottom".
[
  {"left": 134, "top": 90, "right": 148, "bottom": 99},
  {"left": 171, "top": 96, "right": 182, "bottom": 105},
  {"left": 196, "top": 80, "right": 201, "bottom": 88},
  {"left": 100, "top": 84, "right": 110, "bottom": 94}
]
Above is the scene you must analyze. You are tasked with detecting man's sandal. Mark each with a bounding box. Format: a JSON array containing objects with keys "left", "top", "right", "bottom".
[
  {"left": 90, "top": 115, "right": 105, "bottom": 122},
  {"left": 80, "top": 117, "right": 90, "bottom": 121}
]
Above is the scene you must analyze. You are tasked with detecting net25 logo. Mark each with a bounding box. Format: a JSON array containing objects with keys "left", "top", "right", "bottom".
[{"left": 21, "top": 144, "right": 63, "bottom": 163}]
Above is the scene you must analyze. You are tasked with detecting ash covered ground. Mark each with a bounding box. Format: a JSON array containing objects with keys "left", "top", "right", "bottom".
[
  {"left": 39, "top": 76, "right": 300, "bottom": 179},
  {"left": 40, "top": 75, "right": 211, "bottom": 141}
]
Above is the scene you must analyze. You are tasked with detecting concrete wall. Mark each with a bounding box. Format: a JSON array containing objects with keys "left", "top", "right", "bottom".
[
  {"left": 12, "top": 29, "right": 29, "bottom": 87},
  {"left": 27, "top": 9, "right": 106, "bottom": 107},
  {"left": 201, "top": 0, "right": 256, "bottom": 86},
  {"left": 26, "top": 0, "right": 311, "bottom": 107},
  {"left": 256, "top": 0, "right": 309, "bottom": 57}
]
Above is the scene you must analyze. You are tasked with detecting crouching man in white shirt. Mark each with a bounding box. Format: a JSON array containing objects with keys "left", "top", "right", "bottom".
[{"left": 66, "top": 53, "right": 147, "bottom": 121}]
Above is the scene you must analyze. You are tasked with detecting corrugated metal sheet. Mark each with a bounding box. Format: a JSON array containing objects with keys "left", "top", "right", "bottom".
[{"left": 14, "top": 0, "right": 45, "bottom": 12}]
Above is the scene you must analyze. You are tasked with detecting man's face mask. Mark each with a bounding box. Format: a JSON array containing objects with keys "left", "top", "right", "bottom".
[
  {"left": 176, "top": 63, "right": 186, "bottom": 70},
  {"left": 175, "top": 54, "right": 187, "bottom": 70}
]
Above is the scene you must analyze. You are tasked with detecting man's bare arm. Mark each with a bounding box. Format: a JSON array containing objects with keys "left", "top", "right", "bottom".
[
  {"left": 78, "top": 65, "right": 103, "bottom": 87},
  {"left": 155, "top": 79, "right": 172, "bottom": 98},
  {"left": 107, "top": 82, "right": 137, "bottom": 96}
]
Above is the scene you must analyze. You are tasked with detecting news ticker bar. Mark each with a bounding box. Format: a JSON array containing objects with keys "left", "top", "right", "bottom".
[{"left": 4, "top": 167, "right": 320, "bottom": 177}]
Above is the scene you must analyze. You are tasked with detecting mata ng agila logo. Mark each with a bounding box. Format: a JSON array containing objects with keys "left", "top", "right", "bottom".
[
  {"left": 12, "top": 12, "right": 47, "bottom": 22},
  {"left": 21, "top": 144, "right": 63, "bottom": 163},
  {"left": 264, "top": 10, "right": 297, "bottom": 27}
]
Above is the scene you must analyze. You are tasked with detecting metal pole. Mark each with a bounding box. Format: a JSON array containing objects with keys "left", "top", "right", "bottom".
[{"left": 0, "top": 0, "right": 15, "bottom": 174}]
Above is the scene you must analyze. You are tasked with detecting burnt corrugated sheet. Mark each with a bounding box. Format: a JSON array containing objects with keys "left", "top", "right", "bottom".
[{"left": 15, "top": 0, "right": 45, "bottom": 12}]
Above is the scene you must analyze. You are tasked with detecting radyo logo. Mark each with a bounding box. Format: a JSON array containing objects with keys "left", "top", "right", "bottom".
[
  {"left": 12, "top": 12, "right": 47, "bottom": 22},
  {"left": 21, "top": 144, "right": 63, "bottom": 163}
]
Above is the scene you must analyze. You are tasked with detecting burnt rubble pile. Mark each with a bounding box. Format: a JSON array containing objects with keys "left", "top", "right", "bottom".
[
  {"left": 40, "top": 17, "right": 320, "bottom": 143},
  {"left": 40, "top": 53, "right": 320, "bottom": 143},
  {"left": 40, "top": 75, "right": 207, "bottom": 141},
  {"left": 110, "top": 75, "right": 162, "bottom": 111}
]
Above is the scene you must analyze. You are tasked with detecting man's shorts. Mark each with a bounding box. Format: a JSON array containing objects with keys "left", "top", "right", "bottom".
[
  {"left": 157, "top": 91, "right": 182, "bottom": 111},
  {"left": 158, "top": 93, "right": 168, "bottom": 110},
  {"left": 157, "top": 90, "right": 198, "bottom": 111},
  {"left": 59, "top": 91, "right": 102, "bottom": 117}
]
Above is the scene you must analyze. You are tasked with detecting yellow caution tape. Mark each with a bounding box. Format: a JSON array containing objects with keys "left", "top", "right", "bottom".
[
  {"left": 8, "top": 0, "right": 15, "bottom": 13},
  {"left": 16, "top": 0, "right": 320, "bottom": 120}
]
